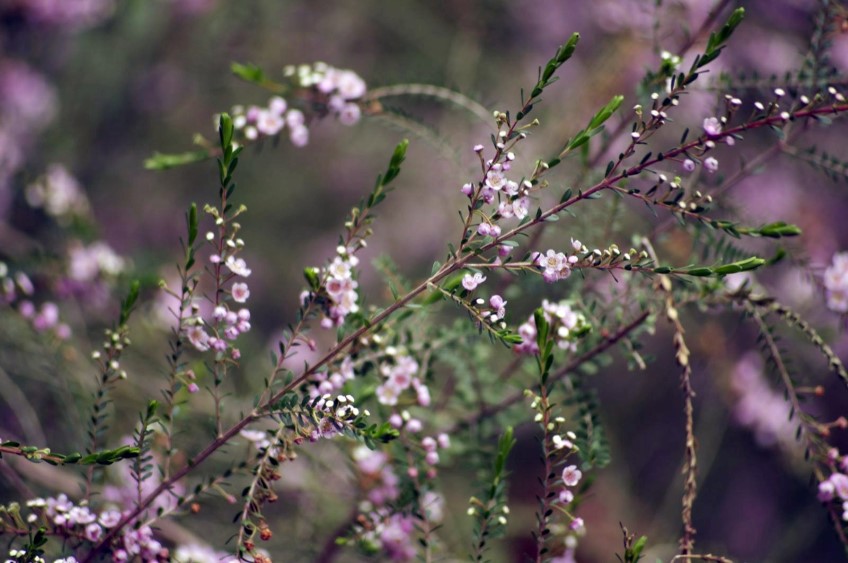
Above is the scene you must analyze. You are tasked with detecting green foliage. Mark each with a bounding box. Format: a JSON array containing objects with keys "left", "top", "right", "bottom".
[
  {"left": 697, "top": 8, "right": 745, "bottom": 69},
  {"left": 531, "top": 33, "right": 580, "bottom": 100},
  {"left": 564, "top": 379, "right": 611, "bottom": 470},
  {"left": 131, "top": 401, "right": 160, "bottom": 507},
  {"left": 119, "top": 280, "right": 140, "bottom": 326},
  {"left": 791, "top": 145, "right": 848, "bottom": 183},
  {"left": 0, "top": 441, "right": 140, "bottom": 466},
  {"left": 144, "top": 150, "right": 210, "bottom": 170},
  {"left": 469, "top": 426, "right": 516, "bottom": 562},
  {"left": 617, "top": 525, "right": 648, "bottom": 563},
  {"left": 552, "top": 95, "right": 624, "bottom": 165}
]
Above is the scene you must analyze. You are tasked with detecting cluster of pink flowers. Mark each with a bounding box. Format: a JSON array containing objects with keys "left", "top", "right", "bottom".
[
  {"left": 25, "top": 164, "right": 91, "bottom": 222},
  {"left": 559, "top": 464, "right": 582, "bottom": 503},
  {"left": 352, "top": 444, "right": 446, "bottom": 561},
  {"left": 354, "top": 446, "right": 401, "bottom": 506},
  {"left": 320, "top": 252, "right": 360, "bottom": 327},
  {"left": 679, "top": 107, "right": 744, "bottom": 174},
  {"left": 285, "top": 62, "right": 366, "bottom": 123},
  {"left": 534, "top": 248, "right": 578, "bottom": 283},
  {"left": 18, "top": 300, "right": 70, "bottom": 339},
  {"left": 23, "top": 494, "right": 167, "bottom": 561},
  {"left": 310, "top": 355, "right": 356, "bottom": 396},
  {"left": 460, "top": 272, "right": 509, "bottom": 328},
  {"left": 310, "top": 393, "right": 363, "bottom": 441},
  {"left": 462, "top": 139, "right": 533, "bottom": 240},
  {"left": 186, "top": 302, "right": 251, "bottom": 358},
  {"left": 351, "top": 447, "right": 415, "bottom": 559},
  {"left": 817, "top": 448, "right": 848, "bottom": 522},
  {"left": 824, "top": 252, "right": 848, "bottom": 313},
  {"left": 40, "top": 239, "right": 128, "bottom": 312},
  {"left": 68, "top": 242, "right": 125, "bottom": 281},
  {"left": 185, "top": 247, "right": 253, "bottom": 356},
  {"left": 227, "top": 63, "right": 366, "bottom": 149},
  {"left": 0, "top": 265, "right": 71, "bottom": 340},
  {"left": 529, "top": 238, "right": 585, "bottom": 283},
  {"left": 301, "top": 248, "right": 361, "bottom": 329},
  {"left": 388, "top": 411, "right": 450, "bottom": 472},
  {"left": 228, "top": 95, "right": 309, "bottom": 148},
  {"left": 376, "top": 355, "right": 429, "bottom": 407},
  {"left": 515, "top": 299, "right": 589, "bottom": 355},
  {"left": 242, "top": 392, "right": 362, "bottom": 448}
]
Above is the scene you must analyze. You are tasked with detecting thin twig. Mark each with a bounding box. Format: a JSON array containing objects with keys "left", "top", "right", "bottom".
[{"left": 452, "top": 310, "right": 651, "bottom": 432}]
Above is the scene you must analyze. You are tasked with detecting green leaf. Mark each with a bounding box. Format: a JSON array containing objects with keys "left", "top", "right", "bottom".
[
  {"left": 494, "top": 426, "right": 516, "bottom": 476},
  {"left": 683, "top": 267, "right": 713, "bottom": 277},
  {"left": 144, "top": 150, "right": 210, "bottom": 170},
  {"left": 757, "top": 222, "right": 802, "bottom": 238},
  {"left": 186, "top": 203, "right": 198, "bottom": 246},
  {"left": 712, "top": 256, "right": 765, "bottom": 275},
  {"left": 231, "top": 62, "right": 267, "bottom": 84},
  {"left": 219, "top": 113, "right": 234, "bottom": 153},
  {"left": 120, "top": 280, "right": 141, "bottom": 326},
  {"left": 303, "top": 267, "right": 320, "bottom": 291},
  {"left": 700, "top": 7, "right": 745, "bottom": 68}
]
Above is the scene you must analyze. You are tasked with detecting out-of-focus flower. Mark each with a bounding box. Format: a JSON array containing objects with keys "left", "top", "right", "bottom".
[
  {"left": 25, "top": 164, "right": 91, "bottom": 221},
  {"left": 824, "top": 252, "right": 848, "bottom": 313}
]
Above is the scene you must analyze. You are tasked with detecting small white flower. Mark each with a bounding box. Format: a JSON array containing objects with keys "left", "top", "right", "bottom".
[{"left": 225, "top": 256, "right": 252, "bottom": 277}]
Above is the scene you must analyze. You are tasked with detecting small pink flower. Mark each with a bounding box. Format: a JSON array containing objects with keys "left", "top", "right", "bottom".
[
  {"left": 268, "top": 96, "right": 287, "bottom": 115},
  {"left": 703, "top": 116, "right": 722, "bottom": 137},
  {"left": 485, "top": 170, "right": 507, "bottom": 191},
  {"left": 830, "top": 473, "right": 848, "bottom": 500},
  {"left": 338, "top": 103, "right": 361, "bottom": 126},
  {"left": 231, "top": 282, "right": 250, "bottom": 303},
  {"left": 570, "top": 517, "right": 585, "bottom": 532},
  {"left": 186, "top": 326, "right": 210, "bottom": 352},
  {"left": 85, "top": 523, "right": 102, "bottom": 542},
  {"left": 256, "top": 109, "right": 284, "bottom": 136},
  {"left": 389, "top": 413, "right": 403, "bottom": 428},
  {"left": 462, "top": 272, "right": 487, "bottom": 291},
  {"left": 422, "top": 437, "right": 437, "bottom": 451},
  {"left": 376, "top": 382, "right": 400, "bottom": 406},
  {"left": 562, "top": 465, "right": 582, "bottom": 487},
  {"left": 416, "top": 384, "right": 431, "bottom": 407},
  {"left": 682, "top": 158, "right": 696, "bottom": 172},
  {"left": 290, "top": 125, "right": 309, "bottom": 147},
  {"left": 819, "top": 480, "right": 836, "bottom": 502}
]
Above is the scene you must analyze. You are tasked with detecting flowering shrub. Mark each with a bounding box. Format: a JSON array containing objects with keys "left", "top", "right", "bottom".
[{"left": 3, "top": 2, "right": 848, "bottom": 562}]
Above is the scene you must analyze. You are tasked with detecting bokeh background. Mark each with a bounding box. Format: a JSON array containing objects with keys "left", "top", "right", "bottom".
[{"left": 3, "top": 0, "right": 848, "bottom": 561}]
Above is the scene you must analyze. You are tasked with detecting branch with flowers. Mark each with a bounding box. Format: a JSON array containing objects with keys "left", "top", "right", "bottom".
[{"left": 4, "top": 3, "right": 848, "bottom": 563}]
